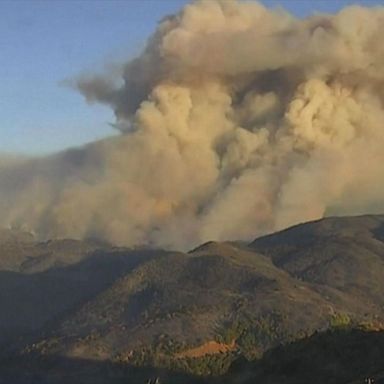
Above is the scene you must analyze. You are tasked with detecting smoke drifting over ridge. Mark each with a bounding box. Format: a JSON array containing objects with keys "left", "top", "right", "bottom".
[{"left": 1, "top": 0, "right": 384, "bottom": 249}]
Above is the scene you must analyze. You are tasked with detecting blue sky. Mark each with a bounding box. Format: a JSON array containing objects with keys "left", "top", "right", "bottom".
[{"left": 0, "top": 0, "right": 382, "bottom": 155}]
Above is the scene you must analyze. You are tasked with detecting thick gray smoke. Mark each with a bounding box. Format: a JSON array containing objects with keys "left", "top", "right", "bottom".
[{"left": 1, "top": 0, "right": 384, "bottom": 249}]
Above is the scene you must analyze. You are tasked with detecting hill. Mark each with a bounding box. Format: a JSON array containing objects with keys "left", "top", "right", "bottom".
[{"left": 1, "top": 215, "right": 384, "bottom": 383}]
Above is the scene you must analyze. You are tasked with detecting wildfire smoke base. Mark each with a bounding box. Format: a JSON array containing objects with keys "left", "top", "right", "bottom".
[{"left": 1, "top": 0, "right": 384, "bottom": 249}]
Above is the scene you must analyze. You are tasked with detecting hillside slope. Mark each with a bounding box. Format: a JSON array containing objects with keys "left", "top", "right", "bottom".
[
  {"left": 251, "top": 215, "right": 384, "bottom": 313},
  {"left": 1, "top": 215, "right": 384, "bottom": 382}
]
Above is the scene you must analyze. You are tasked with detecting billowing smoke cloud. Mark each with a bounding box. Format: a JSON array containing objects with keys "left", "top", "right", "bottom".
[{"left": 1, "top": 0, "right": 384, "bottom": 249}]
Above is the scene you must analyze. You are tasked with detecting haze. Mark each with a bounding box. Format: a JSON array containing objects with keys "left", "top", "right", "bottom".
[{"left": 0, "top": 0, "right": 383, "bottom": 250}]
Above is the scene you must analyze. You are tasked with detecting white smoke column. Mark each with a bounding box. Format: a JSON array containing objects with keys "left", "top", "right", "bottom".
[{"left": 1, "top": 0, "right": 384, "bottom": 249}]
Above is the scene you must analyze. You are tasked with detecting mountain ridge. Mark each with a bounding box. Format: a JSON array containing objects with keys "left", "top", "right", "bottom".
[{"left": 1, "top": 214, "right": 384, "bottom": 382}]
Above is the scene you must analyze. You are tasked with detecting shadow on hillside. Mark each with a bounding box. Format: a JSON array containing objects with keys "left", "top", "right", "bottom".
[
  {"left": 0, "top": 354, "right": 213, "bottom": 384},
  {"left": 0, "top": 248, "right": 166, "bottom": 352},
  {"left": 2, "top": 329, "right": 384, "bottom": 384},
  {"left": 228, "top": 328, "right": 384, "bottom": 384}
]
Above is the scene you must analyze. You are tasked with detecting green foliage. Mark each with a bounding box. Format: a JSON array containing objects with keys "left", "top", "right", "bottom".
[
  {"left": 242, "top": 328, "right": 384, "bottom": 384},
  {"left": 330, "top": 312, "right": 352, "bottom": 329},
  {"left": 170, "top": 351, "right": 236, "bottom": 376},
  {"left": 215, "top": 311, "right": 287, "bottom": 359}
]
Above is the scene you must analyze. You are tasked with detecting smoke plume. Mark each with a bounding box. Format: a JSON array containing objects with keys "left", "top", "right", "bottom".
[{"left": 1, "top": 0, "right": 384, "bottom": 249}]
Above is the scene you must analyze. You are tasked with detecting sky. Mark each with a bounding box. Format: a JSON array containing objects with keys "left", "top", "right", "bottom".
[{"left": 0, "top": 0, "right": 383, "bottom": 155}]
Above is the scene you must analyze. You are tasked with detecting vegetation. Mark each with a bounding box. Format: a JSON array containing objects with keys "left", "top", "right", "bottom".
[
  {"left": 2, "top": 215, "right": 384, "bottom": 383},
  {"left": 330, "top": 312, "right": 352, "bottom": 329},
  {"left": 215, "top": 311, "right": 288, "bottom": 359},
  {"left": 238, "top": 328, "right": 384, "bottom": 384}
]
